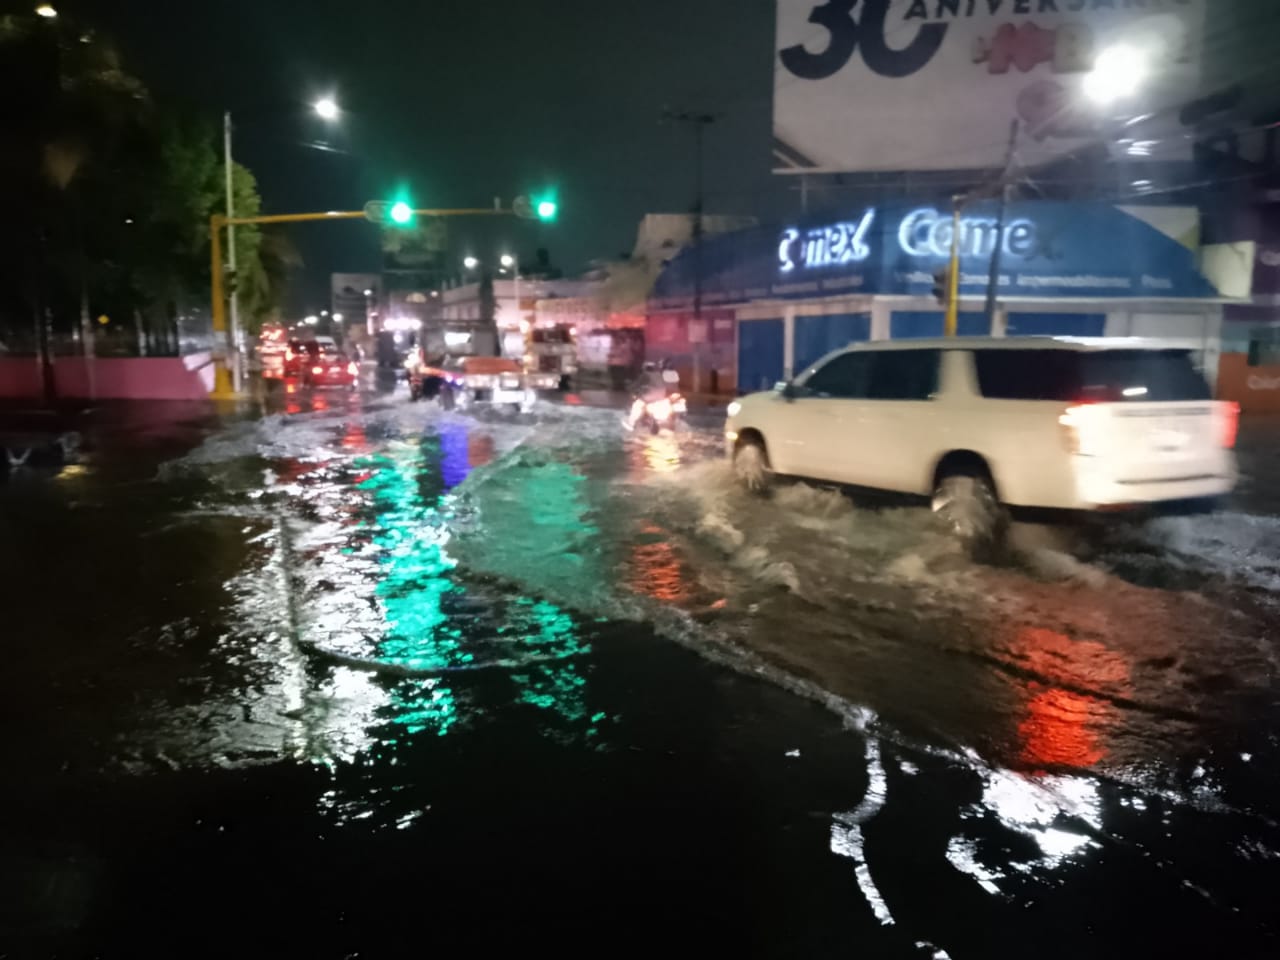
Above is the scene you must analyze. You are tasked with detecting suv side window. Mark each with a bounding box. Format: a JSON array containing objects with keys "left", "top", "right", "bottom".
[
  {"left": 802, "top": 351, "right": 870, "bottom": 398},
  {"left": 974, "top": 349, "right": 1076, "bottom": 400},
  {"left": 866, "top": 350, "right": 939, "bottom": 400}
]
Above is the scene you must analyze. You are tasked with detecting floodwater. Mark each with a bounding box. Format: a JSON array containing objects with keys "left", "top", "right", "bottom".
[{"left": 1, "top": 386, "right": 1277, "bottom": 958}]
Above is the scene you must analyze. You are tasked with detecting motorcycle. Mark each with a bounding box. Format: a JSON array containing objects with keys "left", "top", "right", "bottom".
[{"left": 629, "top": 370, "right": 686, "bottom": 435}]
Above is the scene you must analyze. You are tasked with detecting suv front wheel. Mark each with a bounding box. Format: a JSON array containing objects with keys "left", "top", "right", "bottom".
[{"left": 733, "top": 438, "right": 772, "bottom": 495}]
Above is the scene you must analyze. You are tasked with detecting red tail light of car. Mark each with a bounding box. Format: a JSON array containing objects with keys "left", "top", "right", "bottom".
[
  {"left": 1058, "top": 402, "right": 1104, "bottom": 457},
  {"left": 1221, "top": 401, "right": 1240, "bottom": 449}
]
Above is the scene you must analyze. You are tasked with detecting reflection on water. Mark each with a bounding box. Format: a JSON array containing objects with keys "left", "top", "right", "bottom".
[
  {"left": 628, "top": 522, "right": 695, "bottom": 604},
  {"left": 201, "top": 417, "right": 610, "bottom": 766},
  {"left": 1019, "top": 688, "right": 1108, "bottom": 770},
  {"left": 1003, "top": 627, "right": 1132, "bottom": 774},
  {"left": 628, "top": 432, "right": 684, "bottom": 477}
]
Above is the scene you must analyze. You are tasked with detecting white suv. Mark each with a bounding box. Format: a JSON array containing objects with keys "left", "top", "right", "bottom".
[{"left": 726, "top": 338, "right": 1239, "bottom": 541}]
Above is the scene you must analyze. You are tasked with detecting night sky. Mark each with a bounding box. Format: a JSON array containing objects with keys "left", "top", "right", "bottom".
[
  {"left": 60, "top": 1, "right": 1280, "bottom": 316},
  {"left": 73, "top": 0, "right": 784, "bottom": 315}
]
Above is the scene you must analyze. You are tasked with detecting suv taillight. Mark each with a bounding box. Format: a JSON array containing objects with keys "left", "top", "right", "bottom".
[
  {"left": 1058, "top": 403, "right": 1102, "bottom": 457},
  {"left": 1221, "top": 401, "right": 1240, "bottom": 449}
]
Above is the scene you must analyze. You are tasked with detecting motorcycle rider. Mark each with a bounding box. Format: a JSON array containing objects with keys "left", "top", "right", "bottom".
[{"left": 626, "top": 360, "right": 673, "bottom": 430}]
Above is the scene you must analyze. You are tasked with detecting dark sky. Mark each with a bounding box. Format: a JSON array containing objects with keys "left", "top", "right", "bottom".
[{"left": 72, "top": 0, "right": 785, "bottom": 314}]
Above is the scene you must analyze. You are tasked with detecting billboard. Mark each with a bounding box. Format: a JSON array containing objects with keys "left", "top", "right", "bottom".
[
  {"left": 773, "top": 0, "right": 1205, "bottom": 173},
  {"left": 650, "top": 202, "right": 1220, "bottom": 307}
]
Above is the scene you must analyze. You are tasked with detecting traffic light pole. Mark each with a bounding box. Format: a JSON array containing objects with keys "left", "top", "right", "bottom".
[
  {"left": 944, "top": 199, "right": 962, "bottom": 338},
  {"left": 207, "top": 206, "right": 513, "bottom": 398}
]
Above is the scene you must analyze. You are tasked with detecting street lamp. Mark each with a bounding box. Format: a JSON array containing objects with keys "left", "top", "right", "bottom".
[
  {"left": 463, "top": 256, "right": 479, "bottom": 270},
  {"left": 34, "top": 4, "right": 57, "bottom": 17},
  {"left": 222, "top": 98, "right": 339, "bottom": 392},
  {"left": 501, "top": 253, "right": 522, "bottom": 335},
  {"left": 1083, "top": 44, "right": 1149, "bottom": 105}
]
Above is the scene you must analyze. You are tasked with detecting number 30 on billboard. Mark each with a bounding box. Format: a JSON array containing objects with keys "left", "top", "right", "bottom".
[{"left": 772, "top": 0, "right": 1203, "bottom": 174}]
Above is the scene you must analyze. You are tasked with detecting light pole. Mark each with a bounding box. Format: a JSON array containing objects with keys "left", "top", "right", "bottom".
[
  {"left": 222, "top": 96, "right": 338, "bottom": 393},
  {"left": 363, "top": 288, "right": 375, "bottom": 335},
  {"left": 501, "top": 253, "right": 520, "bottom": 341},
  {"left": 664, "top": 108, "right": 717, "bottom": 393}
]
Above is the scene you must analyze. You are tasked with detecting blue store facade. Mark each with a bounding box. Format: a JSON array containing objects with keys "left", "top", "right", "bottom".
[{"left": 645, "top": 202, "right": 1231, "bottom": 395}]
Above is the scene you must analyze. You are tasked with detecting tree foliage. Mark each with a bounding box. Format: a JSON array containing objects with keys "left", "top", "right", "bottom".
[{"left": 0, "top": 10, "right": 291, "bottom": 350}]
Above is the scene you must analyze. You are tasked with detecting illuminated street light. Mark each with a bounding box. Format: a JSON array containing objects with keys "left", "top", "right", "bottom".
[
  {"left": 463, "top": 256, "right": 479, "bottom": 270},
  {"left": 500, "top": 254, "right": 516, "bottom": 268},
  {"left": 314, "top": 97, "right": 340, "bottom": 121},
  {"left": 35, "top": 4, "right": 57, "bottom": 18},
  {"left": 304, "top": 315, "right": 319, "bottom": 325},
  {"left": 320, "top": 309, "right": 329, "bottom": 317},
  {"left": 333, "top": 312, "right": 344, "bottom": 322},
  {"left": 363, "top": 288, "right": 373, "bottom": 297},
  {"left": 1083, "top": 44, "right": 1149, "bottom": 105}
]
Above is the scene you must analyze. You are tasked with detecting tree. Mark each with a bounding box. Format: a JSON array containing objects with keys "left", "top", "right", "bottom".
[{"left": 0, "top": 9, "right": 289, "bottom": 359}]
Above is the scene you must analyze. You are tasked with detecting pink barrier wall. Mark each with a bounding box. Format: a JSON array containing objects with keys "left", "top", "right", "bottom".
[
  {"left": 0, "top": 357, "right": 45, "bottom": 399},
  {"left": 0, "top": 353, "right": 215, "bottom": 400}
]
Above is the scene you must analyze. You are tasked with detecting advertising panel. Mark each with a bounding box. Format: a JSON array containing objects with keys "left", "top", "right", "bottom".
[
  {"left": 651, "top": 203, "right": 1220, "bottom": 307},
  {"left": 773, "top": 0, "right": 1205, "bottom": 173}
]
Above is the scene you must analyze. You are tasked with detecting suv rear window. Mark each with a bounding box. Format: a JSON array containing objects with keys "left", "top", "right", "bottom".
[{"left": 974, "top": 349, "right": 1210, "bottom": 402}]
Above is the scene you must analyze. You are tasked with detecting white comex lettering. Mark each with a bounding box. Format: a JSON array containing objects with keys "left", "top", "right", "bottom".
[
  {"left": 894, "top": 209, "right": 1038, "bottom": 260},
  {"left": 778, "top": 209, "right": 876, "bottom": 272}
]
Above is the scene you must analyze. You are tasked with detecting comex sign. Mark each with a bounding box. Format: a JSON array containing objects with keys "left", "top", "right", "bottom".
[
  {"left": 778, "top": 207, "right": 1038, "bottom": 272},
  {"left": 778, "top": 209, "right": 875, "bottom": 272},
  {"left": 897, "top": 207, "right": 1037, "bottom": 259}
]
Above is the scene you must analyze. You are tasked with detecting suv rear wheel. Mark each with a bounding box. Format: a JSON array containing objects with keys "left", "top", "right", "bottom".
[
  {"left": 932, "top": 467, "right": 1004, "bottom": 556},
  {"left": 733, "top": 438, "right": 772, "bottom": 495}
]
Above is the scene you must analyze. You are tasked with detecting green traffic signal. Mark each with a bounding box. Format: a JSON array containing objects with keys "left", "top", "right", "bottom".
[
  {"left": 535, "top": 198, "right": 558, "bottom": 222},
  {"left": 390, "top": 201, "right": 414, "bottom": 225}
]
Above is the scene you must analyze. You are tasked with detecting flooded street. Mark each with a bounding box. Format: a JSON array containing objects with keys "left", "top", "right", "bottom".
[{"left": 2, "top": 385, "right": 1278, "bottom": 958}]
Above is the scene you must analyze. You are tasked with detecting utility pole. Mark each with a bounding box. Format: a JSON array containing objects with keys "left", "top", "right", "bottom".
[
  {"left": 223, "top": 111, "right": 242, "bottom": 393},
  {"left": 983, "top": 120, "right": 1020, "bottom": 331},
  {"left": 664, "top": 108, "right": 717, "bottom": 393}
]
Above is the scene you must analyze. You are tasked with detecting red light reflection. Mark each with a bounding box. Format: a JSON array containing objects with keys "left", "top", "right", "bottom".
[
  {"left": 468, "top": 433, "right": 495, "bottom": 469},
  {"left": 627, "top": 523, "right": 692, "bottom": 603},
  {"left": 1019, "top": 687, "right": 1107, "bottom": 769},
  {"left": 1006, "top": 627, "right": 1132, "bottom": 773}
]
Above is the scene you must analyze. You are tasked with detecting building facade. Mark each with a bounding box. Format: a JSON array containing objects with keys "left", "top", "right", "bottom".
[{"left": 647, "top": 201, "right": 1239, "bottom": 396}]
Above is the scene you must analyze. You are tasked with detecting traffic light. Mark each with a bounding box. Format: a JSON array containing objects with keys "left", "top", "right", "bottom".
[
  {"left": 362, "top": 198, "right": 416, "bottom": 227},
  {"left": 513, "top": 192, "right": 559, "bottom": 221},
  {"left": 932, "top": 265, "right": 952, "bottom": 306},
  {"left": 535, "top": 197, "right": 558, "bottom": 222},
  {"left": 390, "top": 201, "right": 413, "bottom": 225}
]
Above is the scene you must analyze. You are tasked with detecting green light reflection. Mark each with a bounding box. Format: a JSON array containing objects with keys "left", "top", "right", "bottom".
[{"left": 349, "top": 434, "right": 604, "bottom": 744}]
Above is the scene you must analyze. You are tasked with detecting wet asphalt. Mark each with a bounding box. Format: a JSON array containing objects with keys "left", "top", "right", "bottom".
[{"left": 1, "top": 377, "right": 1277, "bottom": 958}]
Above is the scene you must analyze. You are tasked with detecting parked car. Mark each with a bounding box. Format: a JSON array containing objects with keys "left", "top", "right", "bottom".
[
  {"left": 725, "top": 338, "right": 1239, "bottom": 548},
  {"left": 407, "top": 354, "right": 552, "bottom": 411},
  {"left": 302, "top": 345, "right": 359, "bottom": 389},
  {"left": 284, "top": 339, "right": 314, "bottom": 379}
]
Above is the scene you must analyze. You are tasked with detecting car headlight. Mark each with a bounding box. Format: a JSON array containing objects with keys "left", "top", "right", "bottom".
[{"left": 726, "top": 401, "right": 742, "bottom": 418}]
